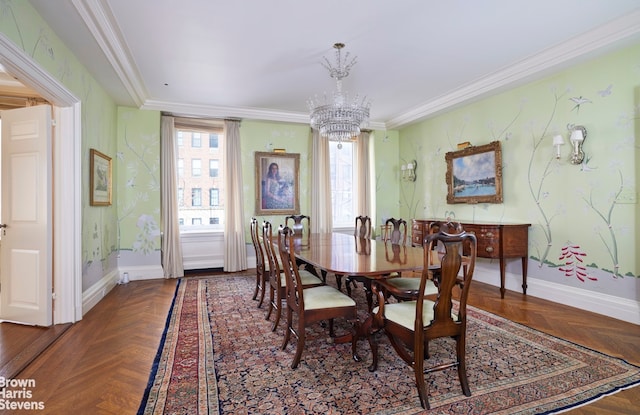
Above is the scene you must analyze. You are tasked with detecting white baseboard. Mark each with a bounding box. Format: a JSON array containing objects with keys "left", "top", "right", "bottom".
[
  {"left": 473, "top": 262, "right": 640, "bottom": 325},
  {"left": 82, "top": 269, "right": 119, "bottom": 315},
  {"left": 118, "top": 265, "right": 164, "bottom": 281}
]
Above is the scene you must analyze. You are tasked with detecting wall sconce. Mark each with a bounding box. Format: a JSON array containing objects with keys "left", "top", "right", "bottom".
[
  {"left": 552, "top": 125, "right": 587, "bottom": 165},
  {"left": 401, "top": 160, "right": 417, "bottom": 182},
  {"left": 568, "top": 125, "right": 587, "bottom": 165}
]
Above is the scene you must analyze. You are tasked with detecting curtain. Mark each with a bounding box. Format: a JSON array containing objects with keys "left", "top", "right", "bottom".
[
  {"left": 355, "top": 130, "right": 373, "bottom": 220},
  {"left": 223, "top": 119, "right": 248, "bottom": 271},
  {"left": 310, "top": 128, "right": 333, "bottom": 233},
  {"left": 160, "top": 115, "right": 184, "bottom": 278}
]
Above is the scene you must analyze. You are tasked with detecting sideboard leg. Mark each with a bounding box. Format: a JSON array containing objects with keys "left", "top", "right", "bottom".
[
  {"left": 499, "top": 258, "right": 506, "bottom": 299},
  {"left": 521, "top": 256, "right": 528, "bottom": 295}
]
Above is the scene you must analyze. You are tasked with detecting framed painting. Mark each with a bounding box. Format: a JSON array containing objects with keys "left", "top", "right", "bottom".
[
  {"left": 90, "top": 148, "right": 112, "bottom": 206},
  {"left": 255, "top": 151, "right": 300, "bottom": 215},
  {"left": 445, "top": 141, "right": 503, "bottom": 204}
]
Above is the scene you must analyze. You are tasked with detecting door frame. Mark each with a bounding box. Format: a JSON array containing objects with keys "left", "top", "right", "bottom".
[{"left": 0, "top": 33, "right": 82, "bottom": 323}]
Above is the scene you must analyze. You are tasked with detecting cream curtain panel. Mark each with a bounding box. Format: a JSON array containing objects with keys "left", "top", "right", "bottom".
[
  {"left": 355, "top": 130, "right": 373, "bottom": 221},
  {"left": 160, "top": 115, "right": 184, "bottom": 278},
  {"left": 223, "top": 119, "right": 248, "bottom": 271},
  {"left": 310, "top": 128, "right": 333, "bottom": 233}
]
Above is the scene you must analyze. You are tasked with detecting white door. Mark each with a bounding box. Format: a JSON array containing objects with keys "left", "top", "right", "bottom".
[{"left": 0, "top": 105, "right": 52, "bottom": 326}]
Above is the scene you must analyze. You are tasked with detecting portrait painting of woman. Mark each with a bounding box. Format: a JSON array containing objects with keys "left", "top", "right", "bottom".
[{"left": 255, "top": 152, "right": 300, "bottom": 215}]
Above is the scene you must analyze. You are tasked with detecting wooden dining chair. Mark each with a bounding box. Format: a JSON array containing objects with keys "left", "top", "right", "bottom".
[
  {"left": 383, "top": 218, "right": 408, "bottom": 245},
  {"left": 378, "top": 221, "right": 463, "bottom": 302},
  {"left": 278, "top": 226, "right": 359, "bottom": 369},
  {"left": 250, "top": 217, "right": 267, "bottom": 305},
  {"left": 285, "top": 214, "right": 310, "bottom": 236},
  {"left": 262, "top": 221, "right": 323, "bottom": 331},
  {"left": 369, "top": 227, "right": 477, "bottom": 409},
  {"left": 354, "top": 215, "right": 372, "bottom": 238}
]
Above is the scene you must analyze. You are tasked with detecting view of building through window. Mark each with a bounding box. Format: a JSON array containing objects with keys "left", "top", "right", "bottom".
[
  {"left": 330, "top": 141, "right": 355, "bottom": 228},
  {"left": 177, "top": 128, "right": 224, "bottom": 230}
]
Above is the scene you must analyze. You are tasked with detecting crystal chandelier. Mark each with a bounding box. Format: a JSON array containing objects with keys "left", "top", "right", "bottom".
[{"left": 308, "top": 43, "right": 371, "bottom": 148}]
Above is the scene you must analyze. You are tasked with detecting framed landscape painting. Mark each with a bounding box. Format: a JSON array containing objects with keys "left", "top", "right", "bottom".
[
  {"left": 255, "top": 151, "right": 300, "bottom": 215},
  {"left": 445, "top": 141, "right": 503, "bottom": 204},
  {"left": 90, "top": 148, "right": 112, "bottom": 206}
]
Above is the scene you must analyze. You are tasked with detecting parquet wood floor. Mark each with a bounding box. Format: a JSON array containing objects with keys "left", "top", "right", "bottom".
[{"left": 4, "top": 272, "right": 639, "bottom": 414}]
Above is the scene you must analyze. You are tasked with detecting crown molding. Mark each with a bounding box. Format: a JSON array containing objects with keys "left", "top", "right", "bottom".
[
  {"left": 71, "top": 0, "right": 147, "bottom": 107},
  {"left": 385, "top": 9, "right": 640, "bottom": 129}
]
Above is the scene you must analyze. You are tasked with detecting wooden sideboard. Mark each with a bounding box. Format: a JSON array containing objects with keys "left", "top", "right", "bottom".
[{"left": 411, "top": 219, "right": 530, "bottom": 298}]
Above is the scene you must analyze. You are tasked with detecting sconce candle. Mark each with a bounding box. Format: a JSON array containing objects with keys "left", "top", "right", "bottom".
[
  {"left": 552, "top": 135, "right": 565, "bottom": 159},
  {"left": 401, "top": 160, "right": 417, "bottom": 182}
]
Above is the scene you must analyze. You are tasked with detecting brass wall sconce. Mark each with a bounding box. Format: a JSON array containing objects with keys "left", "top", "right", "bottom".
[
  {"left": 401, "top": 160, "right": 417, "bottom": 182},
  {"left": 552, "top": 124, "right": 587, "bottom": 165}
]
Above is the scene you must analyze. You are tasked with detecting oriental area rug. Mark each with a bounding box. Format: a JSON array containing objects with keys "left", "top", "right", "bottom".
[{"left": 138, "top": 274, "right": 640, "bottom": 415}]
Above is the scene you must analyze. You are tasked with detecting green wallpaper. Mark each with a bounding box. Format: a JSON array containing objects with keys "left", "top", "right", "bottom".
[
  {"left": 0, "top": 0, "right": 119, "bottom": 289},
  {"left": 399, "top": 43, "right": 639, "bottom": 299}
]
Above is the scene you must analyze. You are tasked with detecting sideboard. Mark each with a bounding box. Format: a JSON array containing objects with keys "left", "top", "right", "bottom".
[{"left": 411, "top": 219, "right": 531, "bottom": 298}]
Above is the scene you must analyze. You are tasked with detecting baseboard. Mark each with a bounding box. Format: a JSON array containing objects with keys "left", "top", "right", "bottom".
[
  {"left": 473, "top": 262, "right": 640, "bottom": 325},
  {"left": 82, "top": 269, "right": 119, "bottom": 315},
  {"left": 117, "top": 264, "right": 164, "bottom": 281}
]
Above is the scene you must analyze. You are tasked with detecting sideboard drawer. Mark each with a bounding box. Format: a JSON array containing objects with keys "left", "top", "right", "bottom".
[{"left": 464, "top": 225, "right": 500, "bottom": 258}]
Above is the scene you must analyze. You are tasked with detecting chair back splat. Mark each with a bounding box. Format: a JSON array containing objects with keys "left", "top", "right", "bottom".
[
  {"left": 285, "top": 214, "right": 310, "bottom": 236},
  {"left": 384, "top": 217, "right": 408, "bottom": 245},
  {"left": 250, "top": 217, "right": 267, "bottom": 305},
  {"left": 354, "top": 215, "right": 372, "bottom": 239},
  {"left": 369, "top": 228, "right": 477, "bottom": 409}
]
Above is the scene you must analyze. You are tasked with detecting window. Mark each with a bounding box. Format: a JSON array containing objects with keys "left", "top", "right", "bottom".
[
  {"left": 192, "top": 159, "right": 201, "bottom": 176},
  {"left": 179, "top": 218, "right": 184, "bottom": 225},
  {"left": 210, "top": 188, "right": 219, "bottom": 206},
  {"left": 330, "top": 141, "right": 356, "bottom": 228},
  {"left": 177, "top": 132, "right": 183, "bottom": 146},
  {"left": 209, "top": 133, "right": 219, "bottom": 148},
  {"left": 192, "top": 188, "right": 202, "bottom": 206},
  {"left": 209, "top": 159, "right": 219, "bottom": 177},
  {"left": 176, "top": 121, "right": 224, "bottom": 231},
  {"left": 191, "top": 132, "right": 201, "bottom": 148}
]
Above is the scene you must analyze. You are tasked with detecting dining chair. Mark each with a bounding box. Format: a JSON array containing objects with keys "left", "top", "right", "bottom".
[
  {"left": 369, "top": 227, "right": 477, "bottom": 409},
  {"left": 262, "top": 221, "right": 323, "bottom": 331},
  {"left": 354, "top": 215, "right": 372, "bottom": 238},
  {"left": 285, "top": 214, "right": 310, "bottom": 236},
  {"left": 383, "top": 217, "right": 408, "bottom": 245},
  {"left": 278, "top": 226, "right": 359, "bottom": 369},
  {"left": 378, "top": 221, "right": 463, "bottom": 302},
  {"left": 250, "top": 217, "right": 267, "bottom": 305}
]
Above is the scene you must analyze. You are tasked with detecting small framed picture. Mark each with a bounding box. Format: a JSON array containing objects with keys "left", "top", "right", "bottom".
[
  {"left": 255, "top": 151, "right": 300, "bottom": 215},
  {"left": 445, "top": 141, "right": 503, "bottom": 204},
  {"left": 90, "top": 149, "right": 112, "bottom": 206}
]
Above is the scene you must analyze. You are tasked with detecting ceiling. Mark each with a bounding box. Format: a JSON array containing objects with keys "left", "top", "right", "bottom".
[{"left": 27, "top": 0, "right": 640, "bottom": 129}]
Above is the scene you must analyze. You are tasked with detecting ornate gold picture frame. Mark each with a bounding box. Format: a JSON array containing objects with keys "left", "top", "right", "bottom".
[
  {"left": 445, "top": 141, "right": 503, "bottom": 204},
  {"left": 255, "top": 151, "right": 300, "bottom": 215},
  {"left": 90, "top": 149, "right": 112, "bottom": 206}
]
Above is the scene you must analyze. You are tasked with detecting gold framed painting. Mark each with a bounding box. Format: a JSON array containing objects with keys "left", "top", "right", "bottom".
[
  {"left": 445, "top": 141, "right": 503, "bottom": 204},
  {"left": 255, "top": 151, "right": 300, "bottom": 215},
  {"left": 90, "top": 148, "right": 112, "bottom": 206}
]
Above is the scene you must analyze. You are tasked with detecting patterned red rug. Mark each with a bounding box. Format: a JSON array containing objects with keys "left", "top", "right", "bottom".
[{"left": 138, "top": 275, "right": 640, "bottom": 414}]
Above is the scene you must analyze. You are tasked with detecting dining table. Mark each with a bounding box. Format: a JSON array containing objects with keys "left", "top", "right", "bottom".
[{"left": 287, "top": 232, "right": 437, "bottom": 362}]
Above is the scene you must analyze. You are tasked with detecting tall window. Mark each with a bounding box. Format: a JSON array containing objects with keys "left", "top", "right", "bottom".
[
  {"left": 176, "top": 122, "right": 224, "bottom": 230},
  {"left": 330, "top": 141, "right": 356, "bottom": 228}
]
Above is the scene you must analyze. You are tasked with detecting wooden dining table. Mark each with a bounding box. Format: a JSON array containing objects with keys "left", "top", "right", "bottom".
[{"left": 287, "top": 232, "right": 435, "bottom": 362}]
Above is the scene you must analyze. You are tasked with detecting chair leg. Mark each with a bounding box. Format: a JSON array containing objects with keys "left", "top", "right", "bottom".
[
  {"left": 291, "top": 320, "right": 306, "bottom": 369},
  {"left": 257, "top": 274, "right": 267, "bottom": 308},
  {"left": 414, "top": 342, "right": 430, "bottom": 410},
  {"left": 281, "top": 308, "right": 292, "bottom": 351},
  {"left": 457, "top": 335, "right": 471, "bottom": 397},
  {"left": 271, "top": 288, "right": 284, "bottom": 332},
  {"left": 252, "top": 270, "right": 261, "bottom": 300},
  {"left": 265, "top": 284, "right": 275, "bottom": 321}
]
